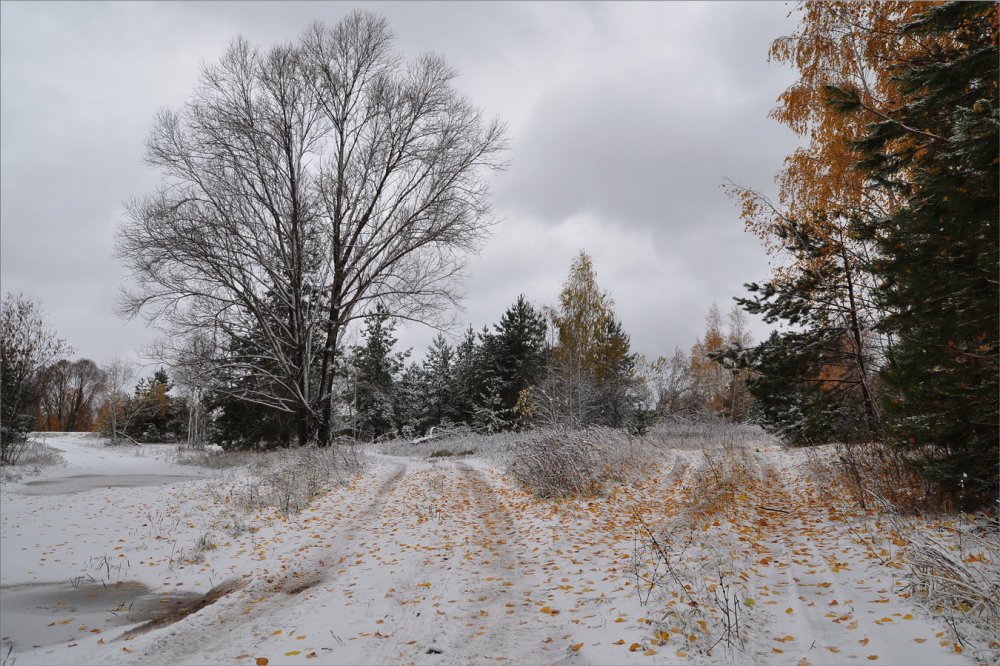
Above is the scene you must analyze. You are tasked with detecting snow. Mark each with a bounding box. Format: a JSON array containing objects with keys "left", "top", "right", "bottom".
[{"left": 0, "top": 434, "right": 981, "bottom": 665}]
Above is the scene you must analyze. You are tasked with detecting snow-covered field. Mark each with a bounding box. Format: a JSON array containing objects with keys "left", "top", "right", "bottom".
[{"left": 0, "top": 433, "right": 987, "bottom": 665}]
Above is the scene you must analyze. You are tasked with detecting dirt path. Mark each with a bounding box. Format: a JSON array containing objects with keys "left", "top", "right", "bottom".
[{"left": 88, "top": 457, "right": 574, "bottom": 666}]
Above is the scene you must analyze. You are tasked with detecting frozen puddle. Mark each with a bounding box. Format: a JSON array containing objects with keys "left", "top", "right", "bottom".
[
  {"left": 17, "top": 474, "right": 202, "bottom": 495},
  {"left": 0, "top": 581, "right": 202, "bottom": 649}
]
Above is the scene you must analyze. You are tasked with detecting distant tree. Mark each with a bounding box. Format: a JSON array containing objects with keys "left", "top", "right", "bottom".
[
  {"left": 126, "top": 368, "right": 187, "bottom": 442},
  {"left": 351, "top": 306, "right": 408, "bottom": 440},
  {"left": 394, "top": 362, "right": 427, "bottom": 439},
  {"left": 473, "top": 376, "right": 508, "bottom": 434},
  {"left": 449, "top": 326, "right": 482, "bottom": 424},
  {"left": 0, "top": 294, "right": 70, "bottom": 462},
  {"left": 36, "top": 358, "right": 105, "bottom": 432},
  {"left": 488, "top": 295, "right": 548, "bottom": 426},
  {"left": 689, "top": 304, "right": 729, "bottom": 416},
  {"left": 419, "top": 334, "right": 455, "bottom": 430},
  {"left": 118, "top": 11, "right": 507, "bottom": 445},
  {"left": 532, "top": 251, "right": 639, "bottom": 428},
  {"left": 640, "top": 348, "right": 694, "bottom": 417},
  {"left": 97, "top": 359, "right": 150, "bottom": 446}
]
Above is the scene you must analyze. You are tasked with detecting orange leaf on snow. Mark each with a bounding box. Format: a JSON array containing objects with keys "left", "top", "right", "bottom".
[
  {"left": 628, "top": 643, "right": 642, "bottom": 652},
  {"left": 284, "top": 652, "right": 300, "bottom": 657},
  {"left": 256, "top": 659, "right": 269, "bottom": 666},
  {"left": 613, "top": 639, "right": 626, "bottom": 645},
  {"left": 570, "top": 643, "right": 583, "bottom": 652},
  {"left": 644, "top": 648, "right": 658, "bottom": 656},
  {"left": 866, "top": 656, "right": 879, "bottom": 661},
  {"left": 785, "top": 607, "right": 794, "bottom": 614}
]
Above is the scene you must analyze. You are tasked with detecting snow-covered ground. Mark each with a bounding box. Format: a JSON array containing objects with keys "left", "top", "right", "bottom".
[{"left": 0, "top": 434, "right": 982, "bottom": 665}]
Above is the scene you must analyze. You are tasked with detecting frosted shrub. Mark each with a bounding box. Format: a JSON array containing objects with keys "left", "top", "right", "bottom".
[{"left": 504, "top": 427, "right": 653, "bottom": 498}]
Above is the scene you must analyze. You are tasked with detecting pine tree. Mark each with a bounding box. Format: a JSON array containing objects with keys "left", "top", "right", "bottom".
[
  {"left": 351, "top": 306, "right": 408, "bottom": 441},
  {"left": 473, "top": 376, "right": 508, "bottom": 434},
  {"left": 489, "top": 295, "right": 548, "bottom": 426},
  {"left": 449, "top": 326, "right": 481, "bottom": 425},
  {"left": 420, "top": 333, "right": 455, "bottom": 430},
  {"left": 395, "top": 362, "right": 426, "bottom": 438},
  {"left": 831, "top": 2, "right": 999, "bottom": 505}
]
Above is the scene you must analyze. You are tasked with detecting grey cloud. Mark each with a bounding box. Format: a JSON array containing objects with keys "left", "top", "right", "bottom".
[{"left": 1, "top": 1, "right": 801, "bottom": 366}]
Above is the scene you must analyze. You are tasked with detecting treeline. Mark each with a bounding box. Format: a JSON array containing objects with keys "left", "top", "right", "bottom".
[
  {"left": 725, "top": 1, "right": 997, "bottom": 508},
  {"left": 0, "top": 254, "right": 752, "bottom": 455},
  {"left": 0, "top": 293, "right": 193, "bottom": 451},
  {"left": 210, "top": 251, "right": 755, "bottom": 447}
]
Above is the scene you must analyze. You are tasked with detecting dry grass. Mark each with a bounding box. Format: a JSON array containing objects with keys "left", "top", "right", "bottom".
[
  {"left": 209, "top": 444, "right": 365, "bottom": 517},
  {"left": 872, "top": 496, "right": 1000, "bottom": 663},
  {"left": 833, "top": 440, "right": 948, "bottom": 513},
  {"left": 0, "top": 437, "right": 64, "bottom": 481},
  {"left": 501, "top": 427, "right": 656, "bottom": 498},
  {"left": 804, "top": 441, "right": 999, "bottom": 662},
  {"left": 627, "top": 421, "right": 771, "bottom": 660}
]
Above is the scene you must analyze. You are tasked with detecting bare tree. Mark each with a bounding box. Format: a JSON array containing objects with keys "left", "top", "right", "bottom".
[
  {"left": 99, "top": 358, "right": 151, "bottom": 445},
  {"left": 0, "top": 293, "right": 70, "bottom": 462},
  {"left": 36, "top": 358, "right": 106, "bottom": 431},
  {"left": 118, "top": 11, "right": 506, "bottom": 445}
]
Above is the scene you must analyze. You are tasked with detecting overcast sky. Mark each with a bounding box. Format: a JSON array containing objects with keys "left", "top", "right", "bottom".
[{"left": 1, "top": 1, "right": 801, "bottom": 369}]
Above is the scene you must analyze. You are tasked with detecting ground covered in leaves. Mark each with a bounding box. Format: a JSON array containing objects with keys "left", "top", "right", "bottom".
[{"left": 0, "top": 432, "right": 991, "bottom": 665}]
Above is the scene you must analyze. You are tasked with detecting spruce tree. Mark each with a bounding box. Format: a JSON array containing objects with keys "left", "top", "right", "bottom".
[
  {"left": 831, "top": 1, "right": 998, "bottom": 505},
  {"left": 350, "top": 306, "right": 408, "bottom": 441},
  {"left": 420, "top": 333, "right": 455, "bottom": 430},
  {"left": 449, "top": 326, "right": 481, "bottom": 425},
  {"left": 489, "top": 295, "right": 548, "bottom": 425}
]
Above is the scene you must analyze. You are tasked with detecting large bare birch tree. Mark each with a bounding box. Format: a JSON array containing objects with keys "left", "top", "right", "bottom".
[{"left": 117, "top": 11, "right": 507, "bottom": 444}]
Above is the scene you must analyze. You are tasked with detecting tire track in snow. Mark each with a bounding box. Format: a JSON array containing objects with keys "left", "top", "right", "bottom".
[{"left": 108, "top": 460, "right": 410, "bottom": 665}]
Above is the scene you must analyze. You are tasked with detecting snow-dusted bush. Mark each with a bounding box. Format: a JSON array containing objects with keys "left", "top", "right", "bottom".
[
  {"left": 630, "top": 513, "right": 757, "bottom": 660},
  {"left": 878, "top": 501, "right": 1000, "bottom": 663},
  {"left": 211, "top": 444, "right": 365, "bottom": 516},
  {"left": 501, "top": 427, "right": 655, "bottom": 498},
  {"left": 645, "top": 416, "right": 774, "bottom": 452},
  {"left": 0, "top": 436, "right": 64, "bottom": 481}
]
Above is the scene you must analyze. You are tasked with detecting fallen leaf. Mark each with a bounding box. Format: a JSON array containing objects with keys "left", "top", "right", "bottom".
[{"left": 570, "top": 643, "right": 583, "bottom": 652}]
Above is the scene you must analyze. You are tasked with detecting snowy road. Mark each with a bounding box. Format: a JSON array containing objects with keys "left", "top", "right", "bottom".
[
  {"left": 96, "top": 457, "right": 582, "bottom": 666},
  {"left": 1, "top": 436, "right": 978, "bottom": 665}
]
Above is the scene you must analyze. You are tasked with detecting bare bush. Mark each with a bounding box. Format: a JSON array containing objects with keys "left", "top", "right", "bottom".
[
  {"left": 0, "top": 436, "right": 64, "bottom": 481},
  {"left": 211, "top": 444, "right": 365, "bottom": 516},
  {"left": 175, "top": 447, "right": 253, "bottom": 469},
  {"left": 645, "top": 416, "right": 774, "bottom": 451},
  {"left": 503, "top": 427, "right": 654, "bottom": 498},
  {"left": 630, "top": 511, "right": 756, "bottom": 659},
  {"left": 834, "top": 440, "right": 949, "bottom": 513}
]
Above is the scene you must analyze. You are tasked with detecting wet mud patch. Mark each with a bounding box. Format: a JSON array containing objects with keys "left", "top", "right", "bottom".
[
  {"left": 115, "top": 578, "right": 244, "bottom": 640},
  {"left": 0, "top": 580, "right": 202, "bottom": 650},
  {"left": 18, "top": 473, "right": 202, "bottom": 495}
]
